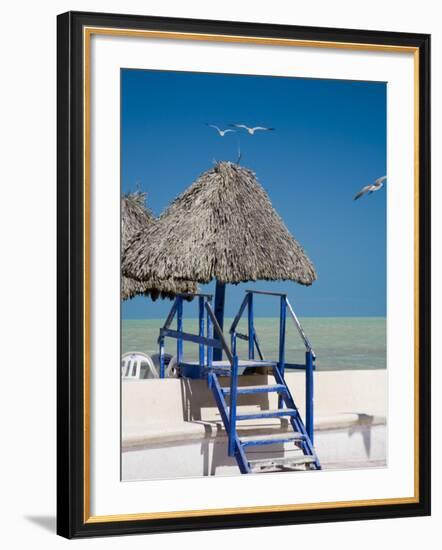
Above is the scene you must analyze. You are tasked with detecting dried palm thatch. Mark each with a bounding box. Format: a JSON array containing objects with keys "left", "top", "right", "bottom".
[
  {"left": 121, "top": 191, "right": 154, "bottom": 250},
  {"left": 123, "top": 162, "right": 317, "bottom": 285},
  {"left": 121, "top": 274, "right": 197, "bottom": 301},
  {"left": 121, "top": 192, "right": 197, "bottom": 300}
]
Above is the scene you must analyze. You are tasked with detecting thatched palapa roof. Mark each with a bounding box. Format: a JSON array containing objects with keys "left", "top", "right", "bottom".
[
  {"left": 121, "top": 192, "right": 197, "bottom": 300},
  {"left": 121, "top": 272, "right": 197, "bottom": 302},
  {"left": 123, "top": 162, "right": 317, "bottom": 286}
]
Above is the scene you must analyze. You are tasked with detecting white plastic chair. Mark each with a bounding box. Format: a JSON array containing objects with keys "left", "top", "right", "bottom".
[
  {"left": 121, "top": 352, "right": 158, "bottom": 380},
  {"left": 150, "top": 353, "right": 179, "bottom": 378}
]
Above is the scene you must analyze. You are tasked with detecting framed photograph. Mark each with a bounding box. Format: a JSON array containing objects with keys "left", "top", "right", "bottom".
[{"left": 57, "top": 11, "right": 431, "bottom": 538}]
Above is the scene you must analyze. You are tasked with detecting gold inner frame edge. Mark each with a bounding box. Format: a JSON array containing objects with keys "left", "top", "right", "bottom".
[{"left": 82, "top": 26, "right": 421, "bottom": 524}]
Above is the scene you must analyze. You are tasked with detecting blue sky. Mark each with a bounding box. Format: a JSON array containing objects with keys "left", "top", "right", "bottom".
[{"left": 121, "top": 69, "right": 386, "bottom": 319}]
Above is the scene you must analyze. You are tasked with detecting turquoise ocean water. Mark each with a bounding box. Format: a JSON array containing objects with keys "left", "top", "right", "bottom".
[{"left": 122, "top": 317, "right": 386, "bottom": 371}]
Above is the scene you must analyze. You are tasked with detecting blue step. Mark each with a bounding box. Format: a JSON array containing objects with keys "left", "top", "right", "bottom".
[
  {"left": 236, "top": 408, "right": 298, "bottom": 421},
  {"left": 221, "top": 384, "right": 286, "bottom": 395},
  {"left": 180, "top": 359, "right": 277, "bottom": 369},
  {"left": 240, "top": 432, "right": 304, "bottom": 447}
]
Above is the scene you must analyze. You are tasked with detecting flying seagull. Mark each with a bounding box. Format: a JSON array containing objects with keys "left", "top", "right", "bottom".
[
  {"left": 206, "top": 124, "right": 236, "bottom": 137},
  {"left": 230, "top": 124, "right": 275, "bottom": 135},
  {"left": 353, "top": 176, "right": 387, "bottom": 201}
]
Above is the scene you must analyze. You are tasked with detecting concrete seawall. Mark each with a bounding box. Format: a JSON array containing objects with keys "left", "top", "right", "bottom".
[{"left": 122, "top": 369, "right": 386, "bottom": 480}]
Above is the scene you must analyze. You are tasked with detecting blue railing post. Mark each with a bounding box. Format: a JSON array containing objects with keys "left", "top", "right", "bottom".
[
  {"left": 159, "top": 335, "right": 165, "bottom": 379},
  {"left": 177, "top": 296, "right": 183, "bottom": 365},
  {"left": 231, "top": 331, "right": 237, "bottom": 357},
  {"left": 278, "top": 297, "right": 287, "bottom": 409},
  {"left": 278, "top": 297, "right": 287, "bottom": 377},
  {"left": 207, "top": 298, "right": 213, "bottom": 370},
  {"left": 247, "top": 293, "right": 255, "bottom": 360},
  {"left": 306, "top": 349, "right": 314, "bottom": 444},
  {"left": 228, "top": 354, "right": 239, "bottom": 457},
  {"left": 198, "top": 296, "right": 205, "bottom": 369}
]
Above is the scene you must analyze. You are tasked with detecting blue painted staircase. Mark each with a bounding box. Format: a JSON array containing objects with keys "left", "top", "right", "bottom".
[{"left": 158, "top": 290, "right": 321, "bottom": 474}]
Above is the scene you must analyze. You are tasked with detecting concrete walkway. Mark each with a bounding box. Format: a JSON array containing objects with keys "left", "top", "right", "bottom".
[{"left": 122, "top": 370, "right": 386, "bottom": 480}]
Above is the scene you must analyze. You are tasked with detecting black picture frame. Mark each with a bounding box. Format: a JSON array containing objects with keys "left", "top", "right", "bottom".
[{"left": 57, "top": 10, "right": 431, "bottom": 539}]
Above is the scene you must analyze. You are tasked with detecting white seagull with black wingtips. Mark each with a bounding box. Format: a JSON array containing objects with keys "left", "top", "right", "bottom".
[
  {"left": 353, "top": 176, "right": 387, "bottom": 201},
  {"left": 230, "top": 124, "right": 275, "bottom": 135},
  {"left": 206, "top": 124, "right": 236, "bottom": 137}
]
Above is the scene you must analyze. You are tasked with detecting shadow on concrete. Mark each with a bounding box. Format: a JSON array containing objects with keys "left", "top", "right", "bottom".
[
  {"left": 179, "top": 375, "right": 294, "bottom": 475},
  {"left": 348, "top": 413, "right": 375, "bottom": 457}
]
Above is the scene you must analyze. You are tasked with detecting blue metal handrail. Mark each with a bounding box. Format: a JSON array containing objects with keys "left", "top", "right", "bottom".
[
  {"left": 158, "top": 294, "right": 217, "bottom": 378},
  {"left": 204, "top": 302, "right": 234, "bottom": 366},
  {"left": 245, "top": 289, "right": 287, "bottom": 297},
  {"left": 228, "top": 289, "right": 317, "bottom": 443},
  {"left": 285, "top": 298, "right": 315, "bottom": 355},
  {"left": 232, "top": 289, "right": 315, "bottom": 354},
  {"left": 205, "top": 302, "right": 239, "bottom": 456},
  {"left": 229, "top": 293, "right": 249, "bottom": 335},
  {"left": 157, "top": 295, "right": 235, "bottom": 368},
  {"left": 157, "top": 289, "right": 316, "bottom": 450},
  {"left": 229, "top": 293, "right": 265, "bottom": 362}
]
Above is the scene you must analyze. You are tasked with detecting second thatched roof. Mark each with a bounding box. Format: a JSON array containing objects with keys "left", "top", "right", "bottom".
[
  {"left": 123, "top": 162, "right": 317, "bottom": 286},
  {"left": 121, "top": 192, "right": 197, "bottom": 300}
]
